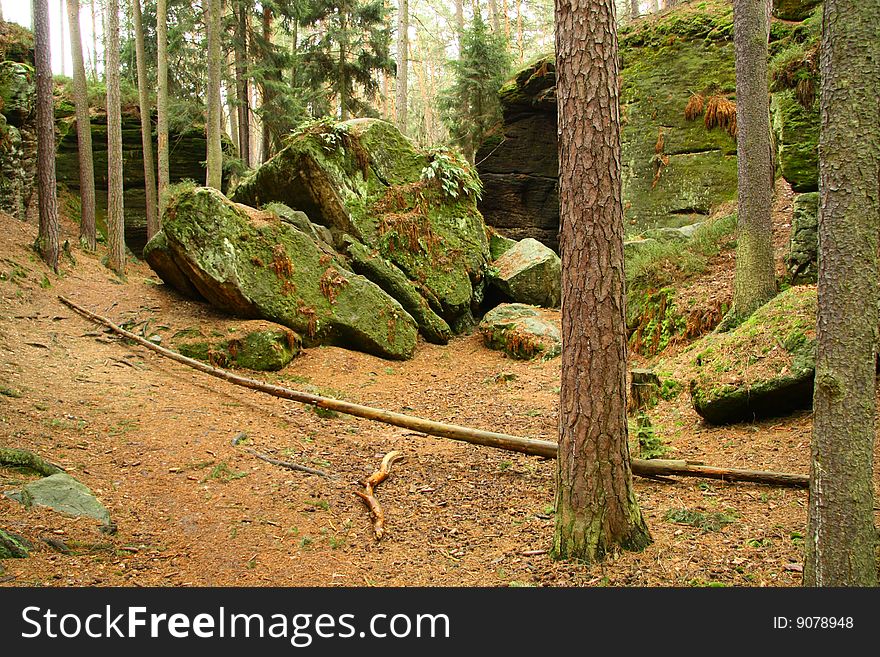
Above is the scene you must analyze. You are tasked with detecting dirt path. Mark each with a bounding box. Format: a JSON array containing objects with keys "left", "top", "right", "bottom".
[{"left": 0, "top": 211, "right": 872, "bottom": 587}]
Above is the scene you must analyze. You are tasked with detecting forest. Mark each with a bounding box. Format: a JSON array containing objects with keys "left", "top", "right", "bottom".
[{"left": 0, "top": 0, "right": 878, "bottom": 590}]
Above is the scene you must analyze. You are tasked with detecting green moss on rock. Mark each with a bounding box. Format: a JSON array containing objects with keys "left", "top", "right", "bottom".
[
  {"left": 771, "top": 89, "right": 818, "bottom": 192},
  {"left": 173, "top": 321, "right": 301, "bottom": 371},
  {"left": 479, "top": 303, "right": 561, "bottom": 360}
]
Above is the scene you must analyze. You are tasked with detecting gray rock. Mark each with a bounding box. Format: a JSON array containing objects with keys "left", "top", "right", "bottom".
[
  {"left": 479, "top": 303, "right": 562, "bottom": 360},
  {"left": 5, "top": 473, "right": 111, "bottom": 525},
  {"left": 488, "top": 238, "right": 561, "bottom": 308},
  {"left": 785, "top": 192, "right": 819, "bottom": 284}
]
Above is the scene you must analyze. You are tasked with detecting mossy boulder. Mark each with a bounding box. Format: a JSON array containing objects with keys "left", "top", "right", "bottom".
[
  {"left": 689, "top": 286, "right": 817, "bottom": 424},
  {"left": 785, "top": 192, "right": 819, "bottom": 284},
  {"left": 4, "top": 473, "right": 112, "bottom": 525},
  {"left": 488, "top": 229, "right": 517, "bottom": 261},
  {"left": 771, "top": 89, "right": 819, "bottom": 192},
  {"left": 0, "top": 21, "right": 34, "bottom": 65},
  {"left": 231, "top": 118, "right": 490, "bottom": 330},
  {"left": 172, "top": 321, "right": 301, "bottom": 371},
  {"left": 146, "top": 186, "right": 418, "bottom": 360},
  {"left": 479, "top": 303, "right": 562, "bottom": 360},
  {"left": 772, "top": 0, "right": 822, "bottom": 21},
  {"left": 0, "top": 61, "right": 34, "bottom": 127},
  {"left": 143, "top": 231, "right": 203, "bottom": 299},
  {"left": 0, "top": 528, "right": 31, "bottom": 559},
  {"left": 488, "top": 238, "right": 561, "bottom": 308}
]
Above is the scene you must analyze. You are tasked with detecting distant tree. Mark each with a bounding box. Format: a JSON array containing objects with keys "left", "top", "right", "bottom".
[
  {"left": 298, "top": 0, "right": 395, "bottom": 121},
  {"left": 630, "top": 0, "right": 640, "bottom": 19},
  {"left": 233, "top": 0, "right": 251, "bottom": 164},
  {"left": 395, "top": 0, "right": 408, "bottom": 132},
  {"left": 729, "top": 0, "right": 776, "bottom": 323},
  {"left": 440, "top": 12, "right": 509, "bottom": 163},
  {"left": 131, "top": 0, "right": 159, "bottom": 238},
  {"left": 106, "top": 0, "right": 125, "bottom": 274},
  {"left": 33, "top": 0, "right": 60, "bottom": 271},
  {"left": 67, "top": 0, "right": 97, "bottom": 250},
  {"left": 553, "top": 0, "right": 651, "bottom": 562},
  {"left": 157, "top": 0, "right": 170, "bottom": 221},
  {"left": 205, "top": 0, "right": 223, "bottom": 187},
  {"left": 803, "top": 0, "right": 879, "bottom": 587}
]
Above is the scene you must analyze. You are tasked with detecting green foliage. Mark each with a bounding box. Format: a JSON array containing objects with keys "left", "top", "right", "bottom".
[
  {"left": 420, "top": 149, "right": 483, "bottom": 200},
  {"left": 631, "top": 413, "right": 668, "bottom": 460},
  {"left": 439, "top": 13, "right": 510, "bottom": 162},
  {"left": 664, "top": 508, "right": 737, "bottom": 533}
]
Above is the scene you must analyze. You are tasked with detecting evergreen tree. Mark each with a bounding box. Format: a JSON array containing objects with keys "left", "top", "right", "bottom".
[
  {"left": 298, "top": 0, "right": 395, "bottom": 120},
  {"left": 439, "top": 13, "right": 509, "bottom": 163}
]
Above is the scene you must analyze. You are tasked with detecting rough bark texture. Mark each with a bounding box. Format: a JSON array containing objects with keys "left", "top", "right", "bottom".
[
  {"left": 131, "top": 0, "right": 158, "bottom": 238},
  {"left": 33, "top": 0, "right": 59, "bottom": 271},
  {"left": 67, "top": 0, "right": 97, "bottom": 250},
  {"left": 731, "top": 0, "right": 776, "bottom": 320},
  {"left": 234, "top": 2, "right": 251, "bottom": 166},
  {"left": 205, "top": 0, "right": 223, "bottom": 189},
  {"left": 157, "top": 0, "right": 170, "bottom": 222},
  {"left": 803, "top": 0, "right": 880, "bottom": 587},
  {"left": 395, "top": 0, "right": 408, "bottom": 133},
  {"left": 552, "top": 0, "right": 651, "bottom": 562},
  {"left": 106, "top": 0, "right": 125, "bottom": 274}
]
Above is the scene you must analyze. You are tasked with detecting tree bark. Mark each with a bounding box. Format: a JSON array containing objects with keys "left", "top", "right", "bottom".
[
  {"left": 59, "top": 0, "right": 67, "bottom": 75},
  {"left": 67, "top": 0, "right": 97, "bottom": 251},
  {"left": 131, "top": 0, "right": 158, "bottom": 238},
  {"left": 803, "top": 0, "right": 880, "bottom": 587},
  {"left": 226, "top": 50, "right": 239, "bottom": 154},
  {"left": 106, "top": 0, "right": 125, "bottom": 275},
  {"left": 731, "top": 0, "right": 776, "bottom": 321},
  {"left": 630, "top": 0, "right": 640, "bottom": 19},
  {"left": 157, "top": 0, "right": 170, "bottom": 222},
  {"left": 234, "top": 1, "right": 251, "bottom": 166},
  {"left": 205, "top": 0, "right": 223, "bottom": 188},
  {"left": 33, "top": 0, "right": 60, "bottom": 272},
  {"left": 395, "top": 0, "right": 408, "bottom": 133},
  {"left": 90, "top": 0, "right": 99, "bottom": 81},
  {"left": 553, "top": 0, "right": 651, "bottom": 563},
  {"left": 488, "top": 0, "right": 501, "bottom": 33},
  {"left": 260, "top": 6, "right": 274, "bottom": 162}
]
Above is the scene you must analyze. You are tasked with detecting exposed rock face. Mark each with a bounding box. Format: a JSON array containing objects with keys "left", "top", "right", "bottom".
[
  {"left": 231, "top": 118, "right": 490, "bottom": 333},
  {"left": 477, "top": 1, "right": 820, "bottom": 249},
  {"left": 488, "top": 238, "right": 561, "bottom": 308},
  {"left": 479, "top": 303, "right": 561, "bottom": 360},
  {"left": 689, "top": 286, "right": 817, "bottom": 424},
  {"left": 785, "top": 192, "right": 818, "bottom": 284},
  {"left": 172, "top": 321, "right": 301, "bottom": 371},
  {"left": 145, "top": 186, "right": 419, "bottom": 360},
  {"left": 0, "top": 33, "right": 36, "bottom": 220}
]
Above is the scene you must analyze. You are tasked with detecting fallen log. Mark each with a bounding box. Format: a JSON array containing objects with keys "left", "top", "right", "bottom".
[
  {"left": 58, "top": 296, "right": 810, "bottom": 488},
  {"left": 355, "top": 451, "right": 403, "bottom": 540}
]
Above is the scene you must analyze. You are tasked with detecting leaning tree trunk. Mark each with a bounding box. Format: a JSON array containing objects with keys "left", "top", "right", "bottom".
[
  {"left": 731, "top": 0, "right": 776, "bottom": 321},
  {"left": 803, "top": 0, "right": 880, "bottom": 588},
  {"left": 131, "top": 0, "right": 158, "bottom": 238},
  {"left": 552, "top": 0, "right": 651, "bottom": 563},
  {"left": 157, "top": 0, "right": 170, "bottom": 222},
  {"left": 66, "top": 0, "right": 97, "bottom": 251},
  {"left": 395, "top": 0, "right": 408, "bottom": 133},
  {"left": 105, "top": 0, "right": 125, "bottom": 275},
  {"left": 205, "top": 0, "right": 223, "bottom": 189},
  {"left": 33, "top": 0, "right": 60, "bottom": 272}
]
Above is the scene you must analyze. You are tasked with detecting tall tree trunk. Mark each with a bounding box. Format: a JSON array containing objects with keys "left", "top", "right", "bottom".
[
  {"left": 455, "top": 0, "right": 464, "bottom": 49},
  {"left": 260, "top": 6, "right": 273, "bottom": 162},
  {"left": 106, "top": 0, "right": 125, "bottom": 275},
  {"left": 339, "top": 10, "right": 348, "bottom": 121},
  {"left": 395, "top": 0, "right": 408, "bottom": 133},
  {"left": 157, "top": 0, "right": 169, "bottom": 222},
  {"left": 552, "top": 0, "right": 651, "bottom": 562},
  {"left": 630, "top": 0, "right": 640, "bottom": 19},
  {"left": 516, "top": 0, "right": 523, "bottom": 62},
  {"left": 205, "top": 0, "right": 223, "bottom": 188},
  {"left": 234, "top": 1, "right": 251, "bottom": 166},
  {"left": 33, "top": 0, "right": 60, "bottom": 272},
  {"left": 803, "top": 0, "right": 880, "bottom": 588},
  {"left": 131, "top": 0, "right": 158, "bottom": 238},
  {"left": 489, "top": 0, "right": 501, "bottom": 32},
  {"left": 59, "top": 0, "right": 67, "bottom": 76},
  {"left": 731, "top": 0, "right": 776, "bottom": 321},
  {"left": 226, "top": 49, "right": 239, "bottom": 154},
  {"left": 90, "top": 0, "right": 99, "bottom": 81},
  {"left": 67, "top": 0, "right": 97, "bottom": 250}
]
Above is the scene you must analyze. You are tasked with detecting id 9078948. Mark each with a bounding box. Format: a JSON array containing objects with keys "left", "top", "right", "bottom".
[{"left": 773, "top": 616, "right": 854, "bottom": 629}]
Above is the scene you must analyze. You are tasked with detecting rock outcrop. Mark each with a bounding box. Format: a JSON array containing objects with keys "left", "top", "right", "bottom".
[
  {"left": 0, "top": 25, "right": 36, "bottom": 221},
  {"left": 785, "top": 192, "right": 818, "bottom": 284}
]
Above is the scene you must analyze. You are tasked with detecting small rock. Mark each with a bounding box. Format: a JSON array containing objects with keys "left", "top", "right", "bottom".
[
  {"left": 5, "top": 473, "right": 112, "bottom": 526},
  {"left": 479, "top": 303, "right": 561, "bottom": 360},
  {"left": 488, "top": 238, "right": 561, "bottom": 308}
]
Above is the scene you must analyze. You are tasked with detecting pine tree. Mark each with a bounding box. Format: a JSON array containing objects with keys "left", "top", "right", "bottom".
[
  {"left": 131, "top": 0, "right": 158, "bottom": 238},
  {"left": 298, "top": 0, "right": 395, "bottom": 120},
  {"left": 440, "top": 13, "right": 509, "bottom": 163},
  {"left": 157, "top": 0, "right": 170, "bottom": 221},
  {"left": 106, "top": 0, "right": 126, "bottom": 275},
  {"left": 395, "top": 0, "right": 408, "bottom": 133},
  {"left": 205, "top": 0, "right": 223, "bottom": 187}
]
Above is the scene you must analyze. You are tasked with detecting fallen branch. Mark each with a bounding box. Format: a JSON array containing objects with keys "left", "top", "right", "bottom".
[
  {"left": 58, "top": 296, "right": 810, "bottom": 488},
  {"left": 355, "top": 451, "right": 403, "bottom": 540},
  {"left": 242, "top": 447, "right": 334, "bottom": 479}
]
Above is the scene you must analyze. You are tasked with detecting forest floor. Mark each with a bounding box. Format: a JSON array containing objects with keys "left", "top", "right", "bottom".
[{"left": 1, "top": 189, "right": 877, "bottom": 588}]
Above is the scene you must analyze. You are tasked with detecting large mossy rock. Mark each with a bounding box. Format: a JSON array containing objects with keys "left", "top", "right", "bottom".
[
  {"left": 689, "top": 286, "right": 817, "bottom": 424},
  {"left": 0, "top": 61, "right": 34, "bottom": 127},
  {"left": 479, "top": 303, "right": 562, "bottom": 360},
  {"left": 231, "top": 118, "right": 490, "bottom": 331},
  {"left": 488, "top": 238, "right": 561, "bottom": 308},
  {"left": 771, "top": 90, "right": 818, "bottom": 193},
  {"left": 0, "top": 58, "right": 35, "bottom": 220},
  {"left": 172, "top": 321, "right": 301, "bottom": 371},
  {"left": 146, "top": 186, "right": 418, "bottom": 360},
  {"left": 5, "top": 473, "right": 112, "bottom": 525},
  {"left": 785, "top": 192, "right": 819, "bottom": 284}
]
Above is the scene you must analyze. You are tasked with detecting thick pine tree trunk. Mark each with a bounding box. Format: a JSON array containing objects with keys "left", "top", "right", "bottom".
[
  {"left": 157, "top": 0, "right": 170, "bottom": 222},
  {"left": 731, "top": 0, "right": 776, "bottom": 321},
  {"left": 552, "top": 0, "right": 651, "bottom": 563},
  {"left": 67, "top": 0, "right": 97, "bottom": 250},
  {"left": 106, "top": 0, "right": 125, "bottom": 275},
  {"left": 395, "top": 0, "right": 408, "bottom": 133},
  {"left": 234, "top": 2, "right": 251, "bottom": 166},
  {"left": 803, "top": 0, "right": 880, "bottom": 587},
  {"left": 131, "top": 0, "right": 158, "bottom": 238},
  {"left": 205, "top": 0, "right": 223, "bottom": 188},
  {"left": 33, "top": 0, "right": 60, "bottom": 272}
]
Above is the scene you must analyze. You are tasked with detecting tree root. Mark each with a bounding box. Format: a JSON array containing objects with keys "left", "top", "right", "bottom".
[{"left": 354, "top": 451, "right": 403, "bottom": 540}]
